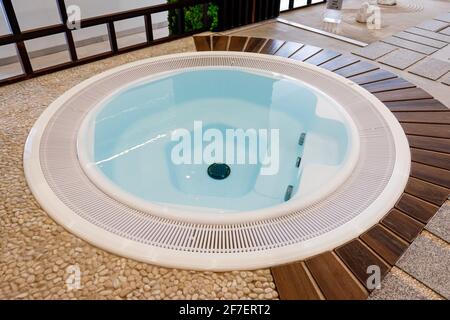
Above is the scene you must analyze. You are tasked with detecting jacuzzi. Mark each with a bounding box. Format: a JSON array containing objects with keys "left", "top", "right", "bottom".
[{"left": 24, "top": 52, "right": 410, "bottom": 270}]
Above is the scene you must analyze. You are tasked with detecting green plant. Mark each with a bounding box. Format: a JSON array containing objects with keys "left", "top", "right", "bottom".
[{"left": 168, "top": 1, "right": 219, "bottom": 35}]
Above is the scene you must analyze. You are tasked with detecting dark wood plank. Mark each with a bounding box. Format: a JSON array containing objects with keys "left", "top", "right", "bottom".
[
  {"left": 334, "top": 61, "right": 379, "bottom": 78},
  {"left": 405, "top": 177, "right": 450, "bottom": 206},
  {"left": 362, "top": 78, "right": 415, "bottom": 93},
  {"left": 274, "top": 41, "right": 303, "bottom": 58},
  {"left": 260, "top": 39, "right": 285, "bottom": 55},
  {"left": 271, "top": 262, "right": 322, "bottom": 300},
  {"left": 228, "top": 36, "right": 248, "bottom": 51},
  {"left": 360, "top": 225, "right": 409, "bottom": 265},
  {"left": 335, "top": 240, "right": 390, "bottom": 290},
  {"left": 401, "top": 123, "right": 450, "bottom": 139},
  {"left": 193, "top": 36, "right": 211, "bottom": 51},
  {"left": 384, "top": 99, "right": 448, "bottom": 112},
  {"left": 348, "top": 69, "right": 397, "bottom": 85},
  {"left": 411, "top": 148, "right": 450, "bottom": 170},
  {"left": 410, "top": 161, "right": 450, "bottom": 188},
  {"left": 290, "top": 45, "right": 322, "bottom": 61},
  {"left": 393, "top": 111, "right": 450, "bottom": 124},
  {"left": 305, "top": 252, "right": 368, "bottom": 300},
  {"left": 381, "top": 209, "right": 424, "bottom": 243},
  {"left": 374, "top": 88, "right": 433, "bottom": 102},
  {"left": 320, "top": 54, "right": 360, "bottom": 71},
  {"left": 395, "top": 193, "right": 439, "bottom": 223},
  {"left": 244, "top": 37, "right": 266, "bottom": 53},
  {"left": 304, "top": 50, "right": 341, "bottom": 66},
  {"left": 212, "top": 35, "right": 229, "bottom": 51},
  {"left": 407, "top": 135, "right": 450, "bottom": 154}
]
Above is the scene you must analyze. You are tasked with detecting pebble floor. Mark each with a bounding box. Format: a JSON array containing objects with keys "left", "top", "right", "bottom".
[{"left": 0, "top": 38, "right": 278, "bottom": 300}]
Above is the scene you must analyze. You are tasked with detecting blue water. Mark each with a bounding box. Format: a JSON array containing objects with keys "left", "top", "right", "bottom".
[{"left": 92, "top": 69, "right": 348, "bottom": 212}]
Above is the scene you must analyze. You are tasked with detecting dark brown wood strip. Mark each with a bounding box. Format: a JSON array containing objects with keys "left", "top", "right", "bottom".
[
  {"left": 362, "top": 78, "right": 416, "bottom": 93},
  {"left": 193, "top": 36, "right": 211, "bottom": 51},
  {"left": 320, "top": 54, "right": 360, "bottom": 71},
  {"left": 260, "top": 39, "right": 285, "bottom": 55},
  {"left": 335, "top": 240, "right": 390, "bottom": 290},
  {"left": 304, "top": 50, "right": 341, "bottom": 66},
  {"left": 381, "top": 209, "right": 424, "bottom": 243},
  {"left": 228, "top": 36, "right": 248, "bottom": 51},
  {"left": 405, "top": 177, "right": 450, "bottom": 206},
  {"left": 348, "top": 69, "right": 397, "bottom": 85},
  {"left": 411, "top": 148, "right": 450, "bottom": 170},
  {"left": 274, "top": 41, "right": 304, "bottom": 58},
  {"left": 290, "top": 45, "right": 322, "bottom": 61},
  {"left": 334, "top": 61, "right": 379, "bottom": 78},
  {"left": 384, "top": 99, "right": 448, "bottom": 112},
  {"left": 244, "top": 37, "right": 266, "bottom": 53},
  {"left": 395, "top": 193, "right": 439, "bottom": 223},
  {"left": 393, "top": 111, "right": 450, "bottom": 124},
  {"left": 271, "top": 262, "right": 322, "bottom": 300},
  {"left": 305, "top": 252, "right": 368, "bottom": 300},
  {"left": 401, "top": 123, "right": 450, "bottom": 139},
  {"left": 374, "top": 88, "right": 433, "bottom": 102},
  {"left": 360, "top": 225, "right": 409, "bottom": 265},
  {"left": 212, "top": 35, "right": 229, "bottom": 51},
  {"left": 410, "top": 161, "right": 450, "bottom": 188},
  {"left": 407, "top": 135, "right": 450, "bottom": 153}
]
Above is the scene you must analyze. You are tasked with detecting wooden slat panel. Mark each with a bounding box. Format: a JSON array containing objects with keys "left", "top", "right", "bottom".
[
  {"left": 271, "top": 262, "right": 322, "bottom": 300},
  {"left": 411, "top": 148, "right": 450, "bottom": 170},
  {"left": 407, "top": 135, "right": 450, "bottom": 153},
  {"left": 381, "top": 209, "right": 424, "bottom": 243},
  {"left": 212, "top": 35, "right": 229, "bottom": 50},
  {"left": 405, "top": 177, "right": 450, "bottom": 206},
  {"left": 362, "top": 78, "right": 415, "bottom": 93},
  {"left": 290, "top": 45, "right": 322, "bottom": 61},
  {"left": 228, "top": 36, "right": 248, "bottom": 51},
  {"left": 334, "top": 61, "right": 379, "bottom": 78},
  {"left": 193, "top": 36, "right": 211, "bottom": 51},
  {"left": 374, "top": 88, "right": 433, "bottom": 102},
  {"left": 274, "top": 41, "right": 303, "bottom": 58},
  {"left": 244, "top": 37, "right": 266, "bottom": 53},
  {"left": 395, "top": 193, "right": 439, "bottom": 223},
  {"left": 304, "top": 50, "right": 341, "bottom": 66},
  {"left": 260, "top": 39, "right": 285, "bottom": 54},
  {"left": 384, "top": 99, "right": 448, "bottom": 112},
  {"left": 348, "top": 69, "right": 397, "bottom": 85},
  {"left": 335, "top": 240, "right": 390, "bottom": 290},
  {"left": 320, "top": 54, "right": 359, "bottom": 71},
  {"left": 360, "top": 225, "right": 409, "bottom": 265},
  {"left": 410, "top": 161, "right": 450, "bottom": 188},
  {"left": 305, "top": 252, "right": 368, "bottom": 300},
  {"left": 393, "top": 111, "right": 450, "bottom": 124},
  {"left": 401, "top": 123, "right": 450, "bottom": 139}
]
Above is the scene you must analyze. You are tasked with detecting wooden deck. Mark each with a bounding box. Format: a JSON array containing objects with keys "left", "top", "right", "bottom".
[{"left": 194, "top": 35, "right": 450, "bottom": 300}]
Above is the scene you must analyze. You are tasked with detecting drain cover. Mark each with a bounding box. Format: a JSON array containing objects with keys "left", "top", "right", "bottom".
[{"left": 207, "top": 163, "right": 231, "bottom": 180}]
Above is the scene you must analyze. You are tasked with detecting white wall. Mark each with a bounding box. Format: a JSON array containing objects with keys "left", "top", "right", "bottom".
[{"left": 0, "top": 0, "right": 168, "bottom": 59}]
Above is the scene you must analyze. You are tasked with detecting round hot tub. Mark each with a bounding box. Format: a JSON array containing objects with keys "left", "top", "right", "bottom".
[
  {"left": 78, "top": 67, "right": 359, "bottom": 223},
  {"left": 24, "top": 52, "right": 410, "bottom": 270}
]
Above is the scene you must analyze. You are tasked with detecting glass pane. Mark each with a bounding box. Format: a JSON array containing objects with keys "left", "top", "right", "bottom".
[
  {"left": 280, "top": 0, "right": 290, "bottom": 11},
  {"left": 24, "top": 33, "right": 71, "bottom": 70},
  {"left": 72, "top": 24, "right": 110, "bottom": 59},
  {"left": 66, "top": 0, "right": 167, "bottom": 19},
  {"left": 0, "top": 44, "right": 23, "bottom": 80},
  {"left": 0, "top": 2, "right": 10, "bottom": 35},
  {"left": 294, "top": 0, "right": 308, "bottom": 8},
  {"left": 114, "top": 17, "right": 146, "bottom": 49},
  {"left": 152, "top": 11, "right": 169, "bottom": 40},
  {"left": 12, "top": 0, "right": 62, "bottom": 31},
  {"left": 311, "top": 0, "right": 325, "bottom": 3}
]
